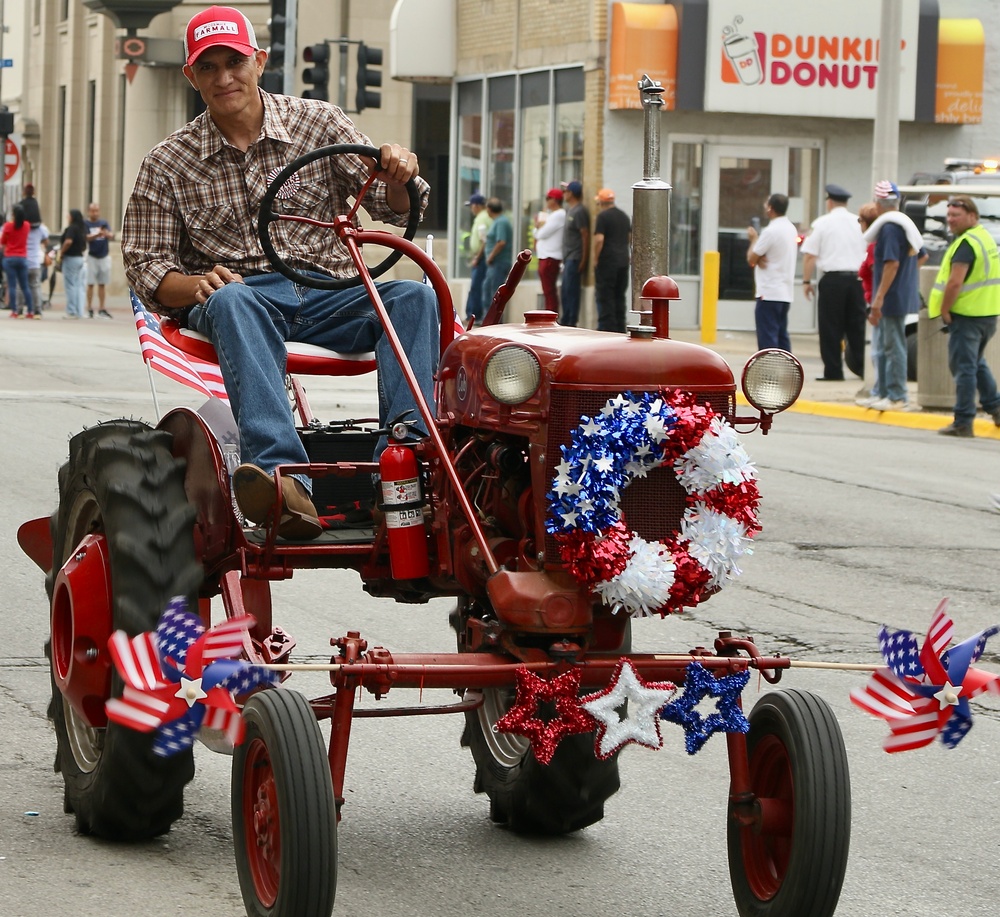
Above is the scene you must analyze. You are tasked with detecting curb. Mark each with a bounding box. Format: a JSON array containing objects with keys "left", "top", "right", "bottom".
[{"left": 780, "top": 397, "right": 1000, "bottom": 440}]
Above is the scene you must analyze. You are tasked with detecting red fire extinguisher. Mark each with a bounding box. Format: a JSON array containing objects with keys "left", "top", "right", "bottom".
[{"left": 379, "top": 444, "right": 430, "bottom": 579}]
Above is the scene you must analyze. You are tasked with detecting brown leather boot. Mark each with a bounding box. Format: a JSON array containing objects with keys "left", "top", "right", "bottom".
[{"left": 232, "top": 463, "right": 322, "bottom": 540}]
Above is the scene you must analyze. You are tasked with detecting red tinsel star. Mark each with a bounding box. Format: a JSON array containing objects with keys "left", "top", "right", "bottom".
[{"left": 494, "top": 667, "right": 596, "bottom": 765}]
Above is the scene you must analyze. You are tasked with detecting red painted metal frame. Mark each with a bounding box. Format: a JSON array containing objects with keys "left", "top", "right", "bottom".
[{"left": 305, "top": 632, "right": 789, "bottom": 817}]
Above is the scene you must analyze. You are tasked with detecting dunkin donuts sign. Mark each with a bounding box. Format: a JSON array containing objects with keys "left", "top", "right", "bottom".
[{"left": 705, "top": 2, "right": 920, "bottom": 120}]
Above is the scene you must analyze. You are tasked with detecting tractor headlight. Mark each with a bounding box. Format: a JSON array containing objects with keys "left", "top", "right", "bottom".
[
  {"left": 483, "top": 346, "right": 541, "bottom": 405},
  {"left": 741, "top": 349, "right": 803, "bottom": 414}
]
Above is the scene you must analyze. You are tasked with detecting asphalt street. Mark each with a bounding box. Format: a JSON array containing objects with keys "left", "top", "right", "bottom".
[{"left": 1, "top": 302, "right": 999, "bottom": 917}]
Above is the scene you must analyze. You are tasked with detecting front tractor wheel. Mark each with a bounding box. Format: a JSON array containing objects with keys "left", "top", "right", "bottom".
[
  {"left": 232, "top": 689, "right": 337, "bottom": 917},
  {"left": 727, "top": 688, "right": 851, "bottom": 917},
  {"left": 46, "top": 421, "right": 203, "bottom": 840}
]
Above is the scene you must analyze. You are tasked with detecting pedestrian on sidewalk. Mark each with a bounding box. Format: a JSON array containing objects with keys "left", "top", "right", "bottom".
[
  {"left": 534, "top": 188, "right": 566, "bottom": 314},
  {"left": 592, "top": 188, "right": 631, "bottom": 332},
  {"left": 58, "top": 209, "right": 88, "bottom": 320},
  {"left": 2, "top": 206, "right": 37, "bottom": 318},
  {"left": 85, "top": 202, "right": 115, "bottom": 319},
  {"left": 746, "top": 193, "right": 797, "bottom": 351},
  {"left": 801, "top": 183, "right": 867, "bottom": 381},
  {"left": 462, "top": 193, "right": 491, "bottom": 325},
  {"left": 927, "top": 194, "right": 1000, "bottom": 437},
  {"left": 559, "top": 180, "right": 590, "bottom": 327},
  {"left": 866, "top": 181, "right": 922, "bottom": 412}
]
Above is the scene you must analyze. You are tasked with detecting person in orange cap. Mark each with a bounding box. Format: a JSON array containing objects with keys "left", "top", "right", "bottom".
[{"left": 592, "top": 188, "right": 631, "bottom": 332}]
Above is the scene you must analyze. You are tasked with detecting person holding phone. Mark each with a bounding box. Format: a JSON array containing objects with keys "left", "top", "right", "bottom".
[{"left": 746, "top": 193, "right": 797, "bottom": 351}]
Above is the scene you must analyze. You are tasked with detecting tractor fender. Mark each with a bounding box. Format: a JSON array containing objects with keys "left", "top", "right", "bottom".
[{"left": 158, "top": 401, "right": 238, "bottom": 570}]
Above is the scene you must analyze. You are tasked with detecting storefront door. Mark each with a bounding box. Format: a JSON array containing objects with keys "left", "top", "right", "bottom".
[{"left": 703, "top": 144, "right": 790, "bottom": 332}]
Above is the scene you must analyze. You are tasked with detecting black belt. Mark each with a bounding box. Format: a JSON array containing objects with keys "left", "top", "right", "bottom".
[{"left": 822, "top": 271, "right": 859, "bottom": 276}]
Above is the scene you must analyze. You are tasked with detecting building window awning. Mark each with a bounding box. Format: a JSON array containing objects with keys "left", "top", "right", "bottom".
[
  {"left": 608, "top": 3, "right": 678, "bottom": 111},
  {"left": 935, "top": 19, "right": 984, "bottom": 124}
]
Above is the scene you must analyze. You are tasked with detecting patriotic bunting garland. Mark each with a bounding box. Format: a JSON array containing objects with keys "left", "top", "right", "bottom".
[
  {"left": 850, "top": 599, "right": 1000, "bottom": 753},
  {"left": 546, "top": 390, "right": 760, "bottom": 616},
  {"left": 105, "top": 596, "right": 278, "bottom": 756}
]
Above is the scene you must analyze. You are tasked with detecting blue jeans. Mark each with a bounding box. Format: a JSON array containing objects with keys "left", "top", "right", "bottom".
[
  {"left": 465, "top": 257, "right": 487, "bottom": 323},
  {"left": 947, "top": 313, "right": 1000, "bottom": 425},
  {"left": 754, "top": 299, "right": 791, "bottom": 351},
  {"left": 62, "top": 256, "right": 86, "bottom": 317},
  {"left": 869, "top": 323, "right": 884, "bottom": 398},
  {"left": 5, "top": 256, "right": 34, "bottom": 315},
  {"left": 484, "top": 259, "right": 512, "bottom": 310},
  {"left": 187, "top": 273, "right": 438, "bottom": 484},
  {"left": 876, "top": 314, "right": 908, "bottom": 402},
  {"left": 560, "top": 257, "right": 582, "bottom": 326}
]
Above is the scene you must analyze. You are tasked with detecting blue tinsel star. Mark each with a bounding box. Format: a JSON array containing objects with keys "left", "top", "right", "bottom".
[{"left": 660, "top": 661, "right": 750, "bottom": 754}]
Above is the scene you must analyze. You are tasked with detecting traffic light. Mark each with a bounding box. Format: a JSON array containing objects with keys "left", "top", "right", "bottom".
[
  {"left": 302, "top": 43, "right": 330, "bottom": 101},
  {"left": 356, "top": 42, "right": 383, "bottom": 112},
  {"left": 263, "top": 0, "right": 287, "bottom": 93}
]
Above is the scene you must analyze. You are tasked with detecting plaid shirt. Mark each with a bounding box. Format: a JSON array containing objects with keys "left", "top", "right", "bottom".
[{"left": 122, "top": 91, "right": 429, "bottom": 311}]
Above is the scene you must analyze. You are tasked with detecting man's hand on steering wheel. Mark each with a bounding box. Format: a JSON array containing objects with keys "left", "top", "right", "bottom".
[{"left": 361, "top": 143, "right": 419, "bottom": 215}]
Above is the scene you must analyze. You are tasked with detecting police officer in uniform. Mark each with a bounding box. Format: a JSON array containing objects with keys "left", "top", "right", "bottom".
[
  {"left": 928, "top": 194, "right": 1000, "bottom": 437},
  {"left": 801, "top": 183, "right": 867, "bottom": 380}
]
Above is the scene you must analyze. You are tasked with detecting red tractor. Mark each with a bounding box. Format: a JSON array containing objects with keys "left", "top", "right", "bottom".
[{"left": 18, "top": 143, "right": 850, "bottom": 917}]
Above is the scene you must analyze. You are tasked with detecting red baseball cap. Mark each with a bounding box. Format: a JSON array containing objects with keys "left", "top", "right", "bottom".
[
  {"left": 184, "top": 6, "right": 260, "bottom": 66},
  {"left": 546, "top": 188, "right": 564, "bottom": 202}
]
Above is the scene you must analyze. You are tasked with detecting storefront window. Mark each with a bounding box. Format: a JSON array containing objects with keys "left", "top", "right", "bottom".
[
  {"left": 519, "top": 72, "right": 550, "bottom": 278},
  {"left": 788, "top": 146, "right": 821, "bottom": 232},
  {"left": 456, "top": 82, "right": 483, "bottom": 280},
  {"left": 670, "top": 143, "right": 702, "bottom": 276},
  {"left": 488, "top": 76, "right": 516, "bottom": 221},
  {"left": 452, "top": 67, "right": 584, "bottom": 282}
]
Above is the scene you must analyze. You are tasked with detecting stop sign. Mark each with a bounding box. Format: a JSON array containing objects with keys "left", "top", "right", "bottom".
[{"left": 4, "top": 136, "right": 21, "bottom": 184}]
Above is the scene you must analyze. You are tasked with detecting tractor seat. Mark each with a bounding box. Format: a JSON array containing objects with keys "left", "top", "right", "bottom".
[{"left": 160, "top": 317, "right": 377, "bottom": 377}]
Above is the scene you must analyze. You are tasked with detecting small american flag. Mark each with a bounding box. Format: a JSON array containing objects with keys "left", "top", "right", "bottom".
[{"left": 130, "top": 292, "right": 229, "bottom": 404}]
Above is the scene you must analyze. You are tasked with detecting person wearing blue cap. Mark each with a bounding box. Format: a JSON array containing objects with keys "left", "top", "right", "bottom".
[
  {"left": 800, "top": 183, "right": 867, "bottom": 380},
  {"left": 463, "top": 193, "right": 492, "bottom": 324},
  {"left": 560, "top": 180, "right": 590, "bottom": 326}
]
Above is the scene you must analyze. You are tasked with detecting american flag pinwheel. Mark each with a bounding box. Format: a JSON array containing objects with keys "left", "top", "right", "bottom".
[
  {"left": 851, "top": 599, "right": 1000, "bottom": 753},
  {"left": 105, "top": 596, "right": 278, "bottom": 756}
]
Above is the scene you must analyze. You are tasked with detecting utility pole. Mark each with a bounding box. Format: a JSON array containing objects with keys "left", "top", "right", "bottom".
[
  {"left": 338, "top": 1, "right": 350, "bottom": 112},
  {"left": 871, "top": 0, "right": 902, "bottom": 196}
]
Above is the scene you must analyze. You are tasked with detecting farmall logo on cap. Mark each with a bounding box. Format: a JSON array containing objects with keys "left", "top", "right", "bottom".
[{"left": 195, "top": 20, "right": 241, "bottom": 42}]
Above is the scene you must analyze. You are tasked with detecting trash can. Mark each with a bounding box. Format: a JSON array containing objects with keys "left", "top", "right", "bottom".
[{"left": 917, "top": 265, "right": 1000, "bottom": 409}]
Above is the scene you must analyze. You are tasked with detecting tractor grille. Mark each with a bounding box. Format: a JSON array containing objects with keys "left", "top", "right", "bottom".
[{"left": 543, "top": 388, "right": 735, "bottom": 562}]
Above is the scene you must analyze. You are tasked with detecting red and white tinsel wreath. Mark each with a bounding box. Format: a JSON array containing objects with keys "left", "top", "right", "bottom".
[
  {"left": 547, "top": 391, "right": 761, "bottom": 616},
  {"left": 580, "top": 658, "right": 677, "bottom": 759}
]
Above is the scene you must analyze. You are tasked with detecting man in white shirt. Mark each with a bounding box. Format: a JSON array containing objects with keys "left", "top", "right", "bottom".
[
  {"left": 533, "top": 188, "right": 566, "bottom": 313},
  {"left": 800, "top": 183, "right": 867, "bottom": 380},
  {"left": 746, "top": 193, "right": 799, "bottom": 351}
]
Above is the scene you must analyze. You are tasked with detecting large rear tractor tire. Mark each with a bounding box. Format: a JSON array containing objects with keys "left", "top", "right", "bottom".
[
  {"left": 458, "top": 605, "right": 629, "bottom": 835},
  {"left": 46, "top": 421, "right": 203, "bottom": 840}
]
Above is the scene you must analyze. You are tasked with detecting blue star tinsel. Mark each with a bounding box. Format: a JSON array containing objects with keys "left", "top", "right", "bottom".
[
  {"left": 660, "top": 661, "right": 750, "bottom": 754},
  {"left": 546, "top": 391, "right": 677, "bottom": 536}
]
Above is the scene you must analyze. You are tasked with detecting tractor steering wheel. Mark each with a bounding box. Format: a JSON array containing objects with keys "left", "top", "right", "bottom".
[{"left": 258, "top": 143, "right": 422, "bottom": 291}]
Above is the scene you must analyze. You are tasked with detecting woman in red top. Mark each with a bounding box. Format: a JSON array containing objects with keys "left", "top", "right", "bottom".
[
  {"left": 1, "top": 205, "right": 35, "bottom": 317},
  {"left": 855, "top": 203, "right": 880, "bottom": 405}
]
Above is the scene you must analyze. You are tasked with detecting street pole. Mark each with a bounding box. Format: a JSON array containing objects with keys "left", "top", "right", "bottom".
[
  {"left": 338, "top": 0, "right": 350, "bottom": 112},
  {"left": 871, "top": 0, "right": 902, "bottom": 194},
  {"left": 864, "top": 0, "right": 903, "bottom": 396}
]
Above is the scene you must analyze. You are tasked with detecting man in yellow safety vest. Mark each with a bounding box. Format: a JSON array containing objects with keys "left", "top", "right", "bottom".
[{"left": 928, "top": 194, "right": 1000, "bottom": 436}]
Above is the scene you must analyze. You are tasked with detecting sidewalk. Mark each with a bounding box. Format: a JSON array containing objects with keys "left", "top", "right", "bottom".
[
  {"left": 88, "top": 293, "right": 1000, "bottom": 441},
  {"left": 672, "top": 327, "right": 1000, "bottom": 441}
]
